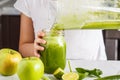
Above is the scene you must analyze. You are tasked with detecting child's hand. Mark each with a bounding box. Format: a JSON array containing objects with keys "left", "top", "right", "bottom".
[{"left": 34, "top": 31, "right": 46, "bottom": 57}]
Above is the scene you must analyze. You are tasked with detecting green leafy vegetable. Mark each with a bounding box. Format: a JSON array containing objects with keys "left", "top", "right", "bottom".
[
  {"left": 76, "top": 68, "right": 103, "bottom": 78},
  {"left": 78, "top": 72, "right": 89, "bottom": 80},
  {"left": 63, "top": 61, "right": 103, "bottom": 80}
]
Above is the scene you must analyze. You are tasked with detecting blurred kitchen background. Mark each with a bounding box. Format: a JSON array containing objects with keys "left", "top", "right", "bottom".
[{"left": 0, "top": 0, "right": 120, "bottom": 60}]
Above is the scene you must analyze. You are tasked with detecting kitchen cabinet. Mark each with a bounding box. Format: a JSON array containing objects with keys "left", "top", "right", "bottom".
[
  {"left": 0, "top": 15, "right": 20, "bottom": 51},
  {"left": 0, "top": 16, "right": 2, "bottom": 49},
  {"left": 103, "top": 30, "right": 120, "bottom": 60},
  {"left": 118, "top": 40, "right": 120, "bottom": 60}
]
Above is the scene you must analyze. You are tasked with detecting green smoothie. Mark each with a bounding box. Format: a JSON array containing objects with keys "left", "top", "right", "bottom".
[{"left": 40, "top": 30, "right": 66, "bottom": 74}]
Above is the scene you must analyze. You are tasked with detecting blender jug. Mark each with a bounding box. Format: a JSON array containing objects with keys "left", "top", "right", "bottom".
[{"left": 52, "top": 0, "right": 120, "bottom": 29}]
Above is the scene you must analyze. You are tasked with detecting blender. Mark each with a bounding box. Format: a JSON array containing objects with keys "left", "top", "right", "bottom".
[{"left": 52, "top": 0, "right": 120, "bottom": 29}]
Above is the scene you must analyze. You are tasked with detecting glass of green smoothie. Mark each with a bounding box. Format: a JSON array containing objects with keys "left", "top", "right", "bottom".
[{"left": 40, "top": 29, "right": 66, "bottom": 74}]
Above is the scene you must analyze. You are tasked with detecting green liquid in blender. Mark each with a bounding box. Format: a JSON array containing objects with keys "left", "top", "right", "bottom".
[{"left": 52, "top": 10, "right": 120, "bottom": 30}]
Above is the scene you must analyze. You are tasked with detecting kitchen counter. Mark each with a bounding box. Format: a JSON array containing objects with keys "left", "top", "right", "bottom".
[
  {"left": 65, "top": 60, "right": 120, "bottom": 76},
  {"left": 0, "top": 60, "right": 120, "bottom": 80}
]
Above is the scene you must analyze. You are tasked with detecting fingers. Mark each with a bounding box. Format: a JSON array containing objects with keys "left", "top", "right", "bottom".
[
  {"left": 34, "top": 41, "right": 44, "bottom": 57},
  {"left": 37, "top": 31, "right": 45, "bottom": 38},
  {"left": 34, "top": 31, "right": 46, "bottom": 57},
  {"left": 35, "top": 38, "right": 46, "bottom": 45},
  {"left": 34, "top": 42, "right": 44, "bottom": 51},
  {"left": 34, "top": 49, "right": 40, "bottom": 57}
]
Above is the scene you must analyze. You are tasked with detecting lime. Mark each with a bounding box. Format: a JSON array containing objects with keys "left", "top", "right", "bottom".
[
  {"left": 62, "top": 72, "right": 79, "bottom": 80},
  {"left": 53, "top": 67, "right": 65, "bottom": 79}
]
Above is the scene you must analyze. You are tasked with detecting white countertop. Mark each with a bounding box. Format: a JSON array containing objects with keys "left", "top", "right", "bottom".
[
  {"left": 0, "top": 60, "right": 120, "bottom": 80},
  {"left": 65, "top": 60, "right": 120, "bottom": 76}
]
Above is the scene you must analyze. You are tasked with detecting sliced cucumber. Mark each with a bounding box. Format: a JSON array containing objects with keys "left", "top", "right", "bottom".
[
  {"left": 53, "top": 67, "right": 65, "bottom": 79},
  {"left": 95, "top": 75, "right": 120, "bottom": 80}
]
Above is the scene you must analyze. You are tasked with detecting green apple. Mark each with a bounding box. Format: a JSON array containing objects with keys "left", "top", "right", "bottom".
[
  {"left": 0, "top": 48, "right": 22, "bottom": 76},
  {"left": 17, "top": 57, "right": 44, "bottom": 80}
]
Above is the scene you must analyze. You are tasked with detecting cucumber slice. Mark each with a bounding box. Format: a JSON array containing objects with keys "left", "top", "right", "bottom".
[{"left": 53, "top": 67, "right": 65, "bottom": 79}]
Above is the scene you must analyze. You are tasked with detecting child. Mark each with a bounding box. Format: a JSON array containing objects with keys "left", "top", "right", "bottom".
[{"left": 14, "top": 0, "right": 107, "bottom": 60}]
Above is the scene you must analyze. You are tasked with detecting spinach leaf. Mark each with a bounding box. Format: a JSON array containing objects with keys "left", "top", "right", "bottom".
[{"left": 76, "top": 67, "right": 103, "bottom": 79}]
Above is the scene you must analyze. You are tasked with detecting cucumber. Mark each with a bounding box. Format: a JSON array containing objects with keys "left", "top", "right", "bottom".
[
  {"left": 53, "top": 67, "right": 65, "bottom": 79},
  {"left": 95, "top": 75, "right": 120, "bottom": 80}
]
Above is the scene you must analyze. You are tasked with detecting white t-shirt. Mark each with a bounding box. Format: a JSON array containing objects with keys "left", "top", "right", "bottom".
[{"left": 14, "top": 0, "right": 107, "bottom": 60}]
